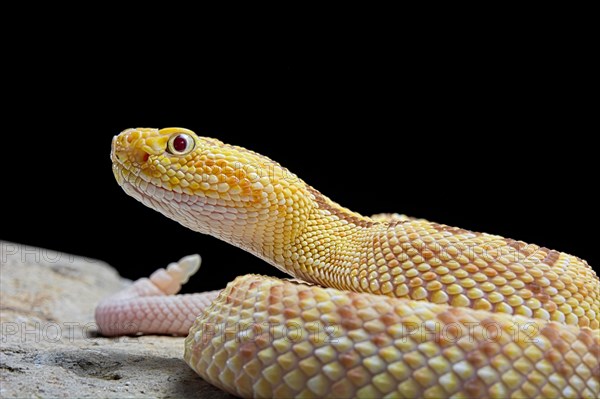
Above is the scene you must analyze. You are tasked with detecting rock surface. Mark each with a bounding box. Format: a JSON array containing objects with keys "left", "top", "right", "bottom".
[{"left": 0, "top": 241, "right": 232, "bottom": 398}]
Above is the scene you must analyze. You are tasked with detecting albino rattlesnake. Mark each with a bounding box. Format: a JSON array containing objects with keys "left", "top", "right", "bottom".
[{"left": 96, "top": 127, "right": 600, "bottom": 398}]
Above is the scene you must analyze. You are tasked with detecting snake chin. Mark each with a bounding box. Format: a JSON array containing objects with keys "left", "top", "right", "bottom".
[
  {"left": 121, "top": 180, "right": 193, "bottom": 213},
  {"left": 119, "top": 178, "right": 240, "bottom": 242}
]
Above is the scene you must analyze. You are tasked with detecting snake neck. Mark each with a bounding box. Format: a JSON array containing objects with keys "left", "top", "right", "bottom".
[
  {"left": 141, "top": 177, "right": 378, "bottom": 282},
  {"left": 209, "top": 184, "right": 380, "bottom": 285},
  {"left": 279, "top": 188, "right": 378, "bottom": 282}
]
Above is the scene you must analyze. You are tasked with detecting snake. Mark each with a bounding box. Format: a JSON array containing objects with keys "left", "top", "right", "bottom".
[{"left": 96, "top": 127, "right": 600, "bottom": 398}]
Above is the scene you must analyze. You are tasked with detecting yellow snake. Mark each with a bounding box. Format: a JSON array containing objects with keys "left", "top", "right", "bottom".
[{"left": 98, "top": 127, "right": 600, "bottom": 398}]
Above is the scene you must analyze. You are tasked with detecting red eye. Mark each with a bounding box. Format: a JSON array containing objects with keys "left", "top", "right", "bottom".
[
  {"left": 173, "top": 135, "right": 187, "bottom": 152},
  {"left": 167, "top": 133, "right": 195, "bottom": 155}
]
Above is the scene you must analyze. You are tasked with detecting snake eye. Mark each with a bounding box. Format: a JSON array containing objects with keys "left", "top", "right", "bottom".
[{"left": 167, "top": 133, "right": 195, "bottom": 155}]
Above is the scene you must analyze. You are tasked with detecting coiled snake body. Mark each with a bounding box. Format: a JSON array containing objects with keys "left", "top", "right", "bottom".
[{"left": 97, "top": 127, "right": 600, "bottom": 398}]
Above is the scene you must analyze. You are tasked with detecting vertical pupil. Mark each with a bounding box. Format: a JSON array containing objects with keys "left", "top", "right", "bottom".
[{"left": 173, "top": 135, "right": 187, "bottom": 152}]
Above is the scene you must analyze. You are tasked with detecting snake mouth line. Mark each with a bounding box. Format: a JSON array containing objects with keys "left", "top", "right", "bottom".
[
  {"left": 113, "top": 161, "right": 192, "bottom": 207},
  {"left": 120, "top": 176, "right": 201, "bottom": 209}
]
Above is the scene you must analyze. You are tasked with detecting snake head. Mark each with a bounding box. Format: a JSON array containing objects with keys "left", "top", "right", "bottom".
[
  {"left": 111, "top": 127, "right": 303, "bottom": 202},
  {"left": 112, "top": 127, "right": 223, "bottom": 192},
  {"left": 111, "top": 128, "right": 312, "bottom": 248}
]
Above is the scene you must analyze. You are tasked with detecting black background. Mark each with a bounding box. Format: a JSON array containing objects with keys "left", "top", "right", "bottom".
[{"left": 3, "top": 27, "right": 597, "bottom": 294}]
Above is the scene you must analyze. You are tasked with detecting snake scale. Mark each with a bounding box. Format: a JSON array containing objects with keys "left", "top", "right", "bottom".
[{"left": 96, "top": 127, "right": 600, "bottom": 398}]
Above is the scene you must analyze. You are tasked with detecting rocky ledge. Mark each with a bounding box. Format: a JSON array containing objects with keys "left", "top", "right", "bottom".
[{"left": 0, "top": 241, "right": 231, "bottom": 398}]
